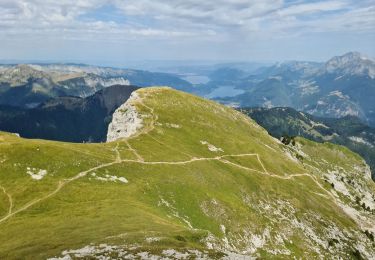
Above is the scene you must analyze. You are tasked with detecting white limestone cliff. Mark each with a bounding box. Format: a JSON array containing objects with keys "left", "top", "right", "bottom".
[{"left": 106, "top": 91, "right": 143, "bottom": 142}]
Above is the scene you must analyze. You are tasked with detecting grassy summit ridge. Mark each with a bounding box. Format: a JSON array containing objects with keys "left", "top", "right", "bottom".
[{"left": 0, "top": 87, "right": 374, "bottom": 259}]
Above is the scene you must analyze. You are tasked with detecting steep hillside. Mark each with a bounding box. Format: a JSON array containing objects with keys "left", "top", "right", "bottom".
[
  {"left": 0, "top": 88, "right": 374, "bottom": 259},
  {"left": 242, "top": 107, "right": 375, "bottom": 180},
  {"left": 0, "top": 85, "right": 139, "bottom": 142}
]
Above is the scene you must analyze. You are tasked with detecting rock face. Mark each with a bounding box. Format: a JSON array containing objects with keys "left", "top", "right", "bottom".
[
  {"left": 106, "top": 91, "right": 143, "bottom": 142},
  {"left": 324, "top": 52, "right": 375, "bottom": 78},
  {"left": 84, "top": 76, "right": 130, "bottom": 89}
]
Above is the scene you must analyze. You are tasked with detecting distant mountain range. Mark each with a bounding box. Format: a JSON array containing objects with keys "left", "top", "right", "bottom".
[
  {"left": 241, "top": 107, "right": 375, "bottom": 180},
  {"left": 0, "top": 63, "right": 191, "bottom": 108},
  {"left": 195, "top": 52, "right": 375, "bottom": 127},
  {"left": 1, "top": 52, "right": 374, "bottom": 129},
  {"left": 0, "top": 85, "right": 138, "bottom": 142},
  {"left": 1, "top": 53, "right": 373, "bottom": 127}
]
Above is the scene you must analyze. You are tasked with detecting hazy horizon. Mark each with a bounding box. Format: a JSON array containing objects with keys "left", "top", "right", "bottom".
[{"left": 0, "top": 50, "right": 372, "bottom": 70}]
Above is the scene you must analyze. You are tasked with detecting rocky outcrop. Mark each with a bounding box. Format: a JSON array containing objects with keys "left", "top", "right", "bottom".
[
  {"left": 84, "top": 76, "right": 130, "bottom": 89},
  {"left": 324, "top": 52, "right": 375, "bottom": 78},
  {"left": 106, "top": 91, "right": 143, "bottom": 142}
]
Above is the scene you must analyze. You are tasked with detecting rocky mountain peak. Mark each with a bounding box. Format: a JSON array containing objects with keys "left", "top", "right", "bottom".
[
  {"left": 0, "top": 64, "right": 50, "bottom": 86},
  {"left": 325, "top": 52, "right": 375, "bottom": 78}
]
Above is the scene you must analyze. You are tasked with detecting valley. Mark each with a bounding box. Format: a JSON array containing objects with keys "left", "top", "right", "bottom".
[{"left": 193, "top": 52, "right": 375, "bottom": 127}]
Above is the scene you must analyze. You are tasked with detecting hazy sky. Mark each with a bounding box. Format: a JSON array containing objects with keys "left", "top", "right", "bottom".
[{"left": 0, "top": 0, "right": 374, "bottom": 64}]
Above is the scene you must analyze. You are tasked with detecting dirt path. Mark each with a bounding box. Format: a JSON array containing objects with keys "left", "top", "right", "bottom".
[
  {"left": 220, "top": 159, "right": 266, "bottom": 175},
  {"left": 125, "top": 140, "right": 144, "bottom": 162},
  {"left": 118, "top": 153, "right": 260, "bottom": 166},
  {"left": 113, "top": 143, "right": 122, "bottom": 162},
  {"left": 0, "top": 95, "right": 338, "bottom": 226},
  {"left": 0, "top": 185, "right": 13, "bottom": 216},
  {"left": 130, "top": 95, "right": 158, "bottom": 139},
  {"left": 0, "top": 159, "right": 122, "bottom": 224},
  {"left": 0, "top": 152, "right": 264, "bottom": 224},
  {"left": 222, "top": 157, "right": 337, "bottom": 200},
  {"left": 0, "top": 148, "right": 339, "bottom": 225}
]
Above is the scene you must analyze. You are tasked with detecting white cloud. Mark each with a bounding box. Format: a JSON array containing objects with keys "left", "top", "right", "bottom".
[
  {"left": 0, "top": 0, "right": 373, "bottom": 38},
  {"left": 278, "top": 1, "right": 347, "bottom": 16},
  {"left": 0, "top": 0, "right": 374, "bottom": 61},
  {"left": 114, "top": 0, "right": 283, "bottom": 27}
]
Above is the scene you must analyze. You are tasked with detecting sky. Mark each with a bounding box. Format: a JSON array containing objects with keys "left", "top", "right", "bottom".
[{"left": 0, "top": 0, "right": 374, "bottom": 65}]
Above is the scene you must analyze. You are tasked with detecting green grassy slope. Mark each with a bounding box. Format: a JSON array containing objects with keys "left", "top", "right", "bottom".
[
  {"left": 0, "top": 87, "right": 374, "bottom": 259},
  {"left": 241, "top": 107, "right": 375, "bottom": 180}
]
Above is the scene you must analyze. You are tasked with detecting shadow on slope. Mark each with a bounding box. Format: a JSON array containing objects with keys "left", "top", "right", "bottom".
[{"left": 0, "top": 85, "right": 139, "bottom": 143}]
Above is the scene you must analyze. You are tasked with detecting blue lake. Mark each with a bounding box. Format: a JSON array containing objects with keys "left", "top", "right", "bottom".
[{"left": 206, "top": 86, "right": 245, "bottom": 98}]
